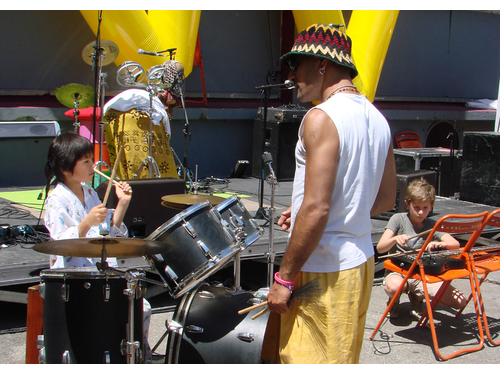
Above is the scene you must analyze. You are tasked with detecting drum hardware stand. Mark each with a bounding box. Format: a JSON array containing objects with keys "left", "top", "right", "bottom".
[
  {"left": 121, "top": 271, "right": 142, "bottom": 364},
  {"left": 132, "top": 84, "right": 162, "bottom": 179},
  {"left": 71, "top": 95, "right": 81, "bottom": 133}
]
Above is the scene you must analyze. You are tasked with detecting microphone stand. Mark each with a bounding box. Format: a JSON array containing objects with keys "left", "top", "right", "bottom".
[
  {"left": 255, "top": 86, "right": 271, "bottom": 220},
  {"left": 262, "top": 152, "right": 278, "bottom": 288},
  {"left": 254, "top": 81, "right": 294, "bottom": 220}
]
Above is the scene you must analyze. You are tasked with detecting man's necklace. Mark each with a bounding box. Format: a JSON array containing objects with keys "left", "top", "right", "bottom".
[{"left": 324, "top": 85, "right": 359, "bottom": 102}]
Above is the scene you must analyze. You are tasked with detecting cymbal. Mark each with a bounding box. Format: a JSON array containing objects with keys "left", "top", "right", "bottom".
[
  {"left": 55, "top": 83, "right": 94, "bottom": 109},
  {"left": 82, "top": 39, "right": 119, "bottom": 66},
  {"left": 33, "top": 237, "right": 167, "bottom": 258},
  {"left": 161, "top": 194, "right": 225, "bottom": 210}
]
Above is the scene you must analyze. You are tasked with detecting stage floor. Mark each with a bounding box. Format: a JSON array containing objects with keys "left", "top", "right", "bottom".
[{"left": 0, "top": 177, "right": 499, "bottom": 298}]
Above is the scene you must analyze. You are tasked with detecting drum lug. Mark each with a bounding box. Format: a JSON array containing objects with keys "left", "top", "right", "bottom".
[
  {"left": 62, "top": 350, "right": 71, "bottom": 364},
  {"left": 165, "top": 266, "right": 178, "bottom": 282},
  {"left": 166, "top": 320, "right": 183, "bottom": 333},
  {"left": 38, "top": 283, "right": 45, "bottom": 299},
  {"left": 237, "top": 332, "right": 255, "bottom": 342},
  {"left": 37, "top": 336, "right": 46, "bottom": 364},
  {"left": 197, "top": 240, "right": 213, "bottom": 259},
  {"left": 104, "top": 283, "right": 111, "bottom": 302},
  {"left": 198, "top": 290, "right": 215, "bottom": 299},
  {"left": 182, "top": 220, "right": 196, "bottom": 238},
  {"left": 229, "top": 208, "right": 244, "bottom": 227},
  {"left": 250, "top": 218, "right": 262, "bottom": 231},
  {"left": 185, "top": 325, "right": 204, "bottom": 334},
  {"left": 61, "top": 284, "right": 69, "bottom": 302}
]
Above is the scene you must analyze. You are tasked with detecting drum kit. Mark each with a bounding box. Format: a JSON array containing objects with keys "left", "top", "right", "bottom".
[
  {"left": 33, "top": 192, "right": 275, "bottom": 364},
  {"left": 39, "top": 33, "right": 282, "bottom": 364}
]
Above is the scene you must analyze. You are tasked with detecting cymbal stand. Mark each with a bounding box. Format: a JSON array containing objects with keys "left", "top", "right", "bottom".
[
  {"left": 88, "top": 13, "right": 111, "bottom": 186},
  {"left": 178, "top": 79, "right": 191, "bottom": 183},
  {"left": 133, "top": 85, "right": 162, "bottom": 179},
  {"left": 94, "top": 68, "right": 112, "bottom": 184}
]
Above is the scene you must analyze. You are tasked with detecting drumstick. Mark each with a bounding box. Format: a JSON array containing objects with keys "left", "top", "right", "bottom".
[
  {"left": 251, "top": 307, "right": 269, "bottom": 320},
  {"left": 102, "top": 146, "right": 123, "bottom": 207},
  {"left": 377, "top": 229, "right": 434, "bottom": 260},
  {"left": 94, "top": 168, "right": 133, "bottom": 193},
  {"left": 407, "top": 228, "right": 433, "bottom": 241},
  {"left": 238, "top": 301, "right": 267, "bottom": 315}
]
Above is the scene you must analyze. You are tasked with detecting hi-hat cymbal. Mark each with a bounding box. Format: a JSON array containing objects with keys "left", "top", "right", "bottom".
[
  {"left": 82, "top": 40, "right": 119, "bottom": 66},
  {"left": 55, "top": 83, "right": 94, "bottom": 109},
  {"left": 161, "top": 194, "right": 225, "bottom": 210},
  {"left": 34, "top": 237, "right": 167, "bottom": 258}
]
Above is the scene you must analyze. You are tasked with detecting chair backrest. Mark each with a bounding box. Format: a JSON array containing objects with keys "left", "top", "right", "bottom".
[
  {"left": 483, "top": 208, "right": 500, "bottom": 228},
  {"left": 395, "top": 130, "right": 423, "bottom": 148},
  {"left": 420, "top": 211, "right": 489, "bottom": 256}
]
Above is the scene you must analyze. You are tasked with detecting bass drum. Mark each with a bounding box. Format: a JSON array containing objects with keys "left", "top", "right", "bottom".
[
  {"left": 166, "top": 283, "right": 280, "bottom": 364},
  {"left": 39, "top": 268, "right": 145, "bottom": 364}
]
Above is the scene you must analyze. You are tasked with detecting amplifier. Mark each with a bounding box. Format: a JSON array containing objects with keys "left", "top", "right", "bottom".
[
  {"left": 460, "top": 131, "right": 500, "bottom": 206},
  {"left": 96, "top": 178, "right": 186, "bottom": 237},
  {"left": 373, "top": 170, "right": 437, "bottom": 220},
  {"left": 395, "top": 170, "right": 437, "bottom": 213},
  {"left": 0, "top": 121, "right": 60, "bottom": 139},
  {"left": 0, "top": 122, "right": 61, "bottom": 187},
  {"left": 252, "top": 106, "right": 309, "bottom": 181}
]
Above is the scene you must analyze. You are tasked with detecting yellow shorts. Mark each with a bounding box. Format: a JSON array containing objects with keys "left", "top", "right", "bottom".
[{"left": 279, "top": 258, "right": 374, "bottom": 364}]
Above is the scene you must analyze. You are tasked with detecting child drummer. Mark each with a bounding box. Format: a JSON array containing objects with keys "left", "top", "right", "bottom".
[{"left": 43, "top": 132, "right": 132, "bottom": 268}]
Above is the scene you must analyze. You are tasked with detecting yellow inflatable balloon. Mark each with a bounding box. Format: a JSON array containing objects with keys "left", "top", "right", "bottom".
[
  {"left": 147, "top": 10, "right": 201, "bottom": 78},
  {"left": 80, "top": 10, "right": 168, "bottom": 71},
  {"left": 292, "top": 10, "right": 345, "bottom": 33},
  {"left": 348, "top": 10, "right": 399, "bottom": 102},
  {"left": 291, "top": 10, "right": 398, "bottom": 103}
]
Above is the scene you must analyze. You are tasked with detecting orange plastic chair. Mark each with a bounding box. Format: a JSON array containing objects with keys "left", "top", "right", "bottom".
[
  {"left": 370, "top": 211, "right": 489, "bottom": 361},
  {"left": 395, "top": 130, "right": 423, "bottom": 148},
  {"left": 454, "top": 208, "right": 500, "bottom": 346}
]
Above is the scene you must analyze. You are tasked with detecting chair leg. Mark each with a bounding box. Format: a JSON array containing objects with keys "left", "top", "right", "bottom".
[
  {"left": 369, "top": 273, "right": 411, "bottom": 340},
  {"left": 469, "top": 267, "right": 500, "bottom": 346},
  {"left": 418, "top": 266, "right": 485, "bottom": 361},
  {"left": 455, "top": 272, "right": 488, "bottom": 319}
]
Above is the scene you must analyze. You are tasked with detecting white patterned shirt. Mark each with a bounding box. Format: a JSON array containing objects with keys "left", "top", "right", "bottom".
[{"left": 44, "top": 182, "right": 127, "bottom": 268}]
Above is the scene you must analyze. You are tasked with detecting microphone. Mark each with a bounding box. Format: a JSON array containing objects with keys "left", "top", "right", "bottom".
[
  {"left": 255, "top": 80, "right": 295, "bottom": 90},
  {"left": 138, "top": 49, "right": 165, "bottom": 57}
]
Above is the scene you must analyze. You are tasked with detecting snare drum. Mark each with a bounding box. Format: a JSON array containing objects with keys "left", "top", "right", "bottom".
[
  {"left": 147, "top": 201, "right": 242, "bottom": 298},
  {"left": 38, "top": 268, "right": 145, "bottom": 364},
  {"left": 214, "top": 195, "right": 264, "bottom": 248},
  {"left": 166, "top": 283, "right": 280, "bottom": 363}
]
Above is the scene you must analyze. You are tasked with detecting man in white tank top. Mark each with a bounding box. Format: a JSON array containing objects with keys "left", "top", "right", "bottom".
[{"left": 266, "top": 23, "right": 397, "bottom": 363}]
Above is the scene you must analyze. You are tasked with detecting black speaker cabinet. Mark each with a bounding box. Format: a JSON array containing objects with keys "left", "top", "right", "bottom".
[
  {"left": 96, "top": 178, "right": 186, "bottom": 237},
  {"left": 252, "top": 106, "right": 308, "bottom": 181},
  {"left": 0, "top": 121, "right": 61, "bottom": 187},
  {"left": 460, "top": 132, "right": 500, "bottom": 206}
]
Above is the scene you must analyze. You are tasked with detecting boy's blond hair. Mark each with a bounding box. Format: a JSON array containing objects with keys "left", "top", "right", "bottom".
[{"left": 405, "top": 178, "right": 436, "bottom": 205}]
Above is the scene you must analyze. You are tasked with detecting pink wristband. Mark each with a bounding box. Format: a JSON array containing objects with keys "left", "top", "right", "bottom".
[{"left": 274, "top": 272, "right": 294, "bottom": 286}]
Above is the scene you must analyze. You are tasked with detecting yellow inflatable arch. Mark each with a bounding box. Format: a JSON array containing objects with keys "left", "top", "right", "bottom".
[
  {"left": 292, "top": 10, "right": 399, "bottom": 102},
  {"left": 80, "top": 10, "right": 200, "bottom": 78}
]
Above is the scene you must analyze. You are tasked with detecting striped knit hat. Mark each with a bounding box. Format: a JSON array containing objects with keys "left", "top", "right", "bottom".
[{"left": 281, "top": 23, "right": 358, "bottom": 79}]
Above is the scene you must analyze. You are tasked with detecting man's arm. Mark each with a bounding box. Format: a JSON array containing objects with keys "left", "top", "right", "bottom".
[
  {"left": 267, "top": 109, "right": 339, "bottom": 313},
  {"left": 370, "top": 143, "right": 397, "bottom": 217}
]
